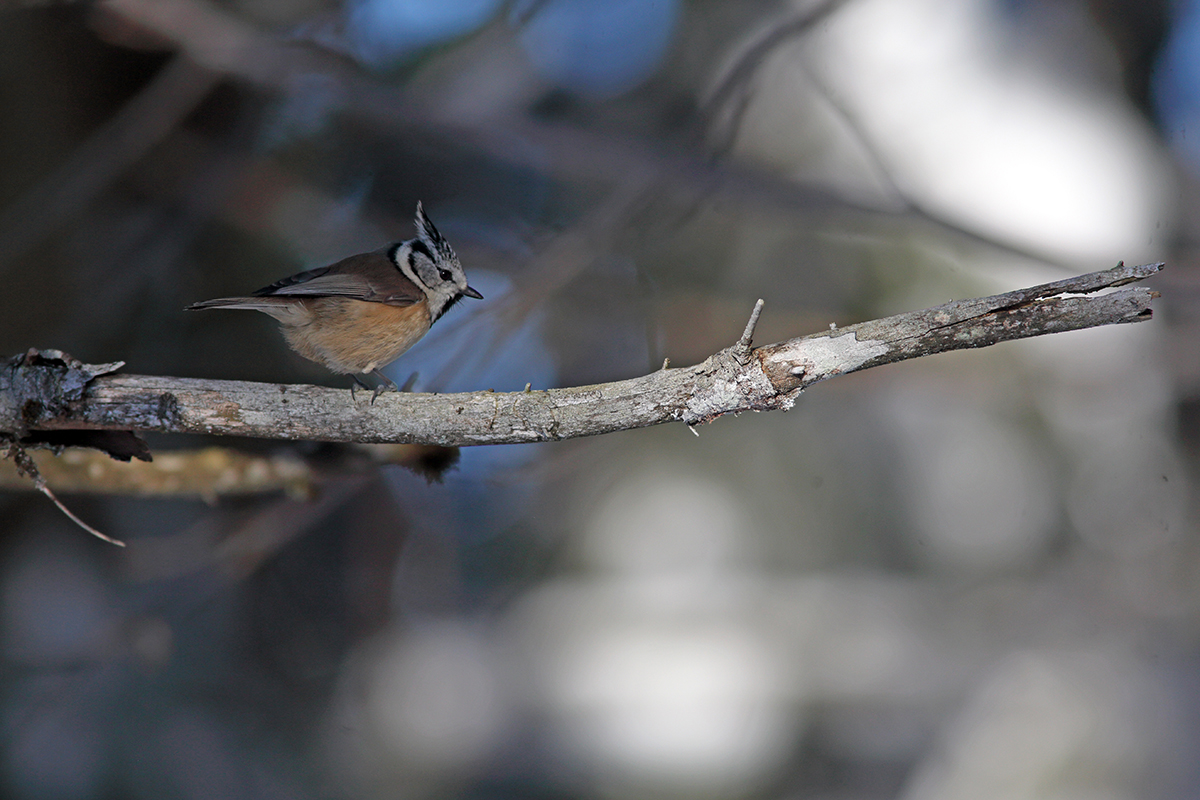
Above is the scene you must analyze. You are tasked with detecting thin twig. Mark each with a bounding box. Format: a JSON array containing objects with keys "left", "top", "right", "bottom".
[
  {"left": 738, "top": 298, "right": 766, "bottom": 349},
  {"left": 5, "top": 443, "right": 126, "bottom": 546},
  {"left": 38, "top": 484, "right": 127, "bottom": 547}
]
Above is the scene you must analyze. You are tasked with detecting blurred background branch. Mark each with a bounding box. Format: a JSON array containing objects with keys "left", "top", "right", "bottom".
[{"left": 0, "top": 55, "right": 219, "bottom": 268}]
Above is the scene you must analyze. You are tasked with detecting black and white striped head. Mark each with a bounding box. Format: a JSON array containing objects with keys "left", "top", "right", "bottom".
[{"left": 391, "top": 202, "right": 482, "bottom": 321}]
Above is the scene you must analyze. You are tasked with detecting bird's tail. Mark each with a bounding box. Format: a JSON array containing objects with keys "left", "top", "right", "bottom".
[
  {"left": 185, "top": 296, "right": 305, "bottom": 322},
  {"left": 188, "top": 296, "right": 263, "bottom": 310}
]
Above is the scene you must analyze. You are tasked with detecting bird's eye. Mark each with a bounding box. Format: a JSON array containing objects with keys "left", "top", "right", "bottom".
[{"left": 438, "top": 268, "right": 453, "bottom": 282}]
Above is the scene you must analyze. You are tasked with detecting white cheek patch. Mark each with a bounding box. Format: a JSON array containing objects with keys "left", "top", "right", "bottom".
[{"left": 393, "top": 242, "right": 426, "bottom": 291}]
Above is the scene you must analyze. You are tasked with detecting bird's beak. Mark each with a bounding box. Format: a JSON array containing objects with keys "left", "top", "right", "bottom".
[{"left": 463, "top": 286, "right": 484, "bottom": 300}]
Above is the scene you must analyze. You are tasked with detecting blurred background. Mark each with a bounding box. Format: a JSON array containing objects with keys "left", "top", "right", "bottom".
[{"left": 0, "top": 0, "right": 1196, "bottom": 797}]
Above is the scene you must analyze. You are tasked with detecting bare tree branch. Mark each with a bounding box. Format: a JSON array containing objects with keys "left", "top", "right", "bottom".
[{"left": 1, "top": 262, "right": 1161, "bottom": 449}]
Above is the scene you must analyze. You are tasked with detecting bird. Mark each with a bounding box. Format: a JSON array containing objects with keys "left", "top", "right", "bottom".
[{"left": 187, "top": 202, "right": 483, "bottom": 400}]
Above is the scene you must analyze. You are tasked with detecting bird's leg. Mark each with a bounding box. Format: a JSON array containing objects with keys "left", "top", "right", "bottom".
[
  {"left": 399, "top": 371, "right": 419, "bottom": 392},
  {"left": 350, "top": 374, "right": 373, "bottom": 402},
  {"left": 369, "top": 369, "right": 399, "bottom": 404}
]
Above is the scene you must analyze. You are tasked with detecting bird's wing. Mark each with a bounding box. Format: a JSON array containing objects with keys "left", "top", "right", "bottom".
[{"left": 252, "top": 249, "right": 425, "bottom": 307}]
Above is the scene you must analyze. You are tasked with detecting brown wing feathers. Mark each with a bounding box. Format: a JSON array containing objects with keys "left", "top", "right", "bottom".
[
  {"left": 254, "top": 249, "right": 424, "bottom": 307},
  {"left": 186, "top": 248, "right": 425, "bottom": 310}
]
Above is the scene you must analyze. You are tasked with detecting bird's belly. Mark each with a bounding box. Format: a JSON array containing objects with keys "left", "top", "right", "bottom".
[{"left": 280, "top": 298, "right": 432, "bottom": 375}]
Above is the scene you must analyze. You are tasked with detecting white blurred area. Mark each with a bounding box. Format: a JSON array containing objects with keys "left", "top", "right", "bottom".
[
  {"left": 886, "top": 389, "right": 1059, "bottom": 572},
  {"left": 325, "top": 622, "right": 508, "bottom": 798},
  {"left": 327, "top": 464, "right": 1173, "bottom": 798},
  {"left": 514, "top": 471, "right": 794, "bottom": 796},
  {"left": 726, "top": 0, "right": 1173, "bottom": 266},
  {"left": 901, "top": 650, "right": 1158, "bottom": 800}
]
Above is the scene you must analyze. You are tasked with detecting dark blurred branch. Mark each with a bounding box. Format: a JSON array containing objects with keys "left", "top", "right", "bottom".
[
  {"left": 0, "top": 441, "right": 457, "bottom": 497},
  {"left": 0, "top": 55, "right": 219, "bottom": 269},
  {"left": 0, "top": 445, "right": 313, "bottom": 498},
  {"left": 702, "top": 0, "right": 850, "bottom": 158},
  {"left": 1, "top": 262, "right": 1161, "bottom": 448}
]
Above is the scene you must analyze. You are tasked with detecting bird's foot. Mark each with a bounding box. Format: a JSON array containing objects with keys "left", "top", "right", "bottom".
[
  {"left": 368, "top": 369, "right": 400, "bottom": 405},
  {"left": 350, "top": 375, "right": 373, "bottom": 403}
]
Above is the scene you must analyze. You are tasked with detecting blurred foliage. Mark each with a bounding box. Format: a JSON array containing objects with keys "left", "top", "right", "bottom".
[{"left": 1, "top": 1, "right": 1198, "bottom": 799}]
